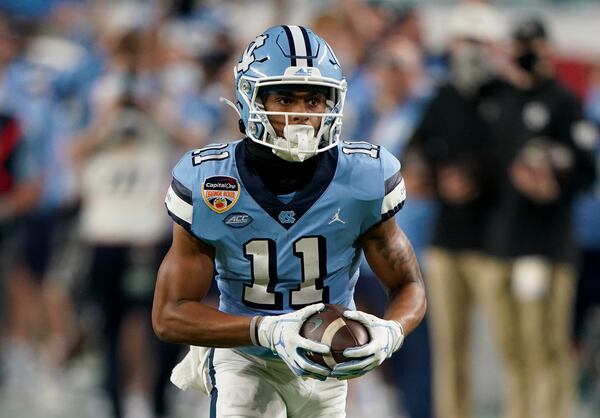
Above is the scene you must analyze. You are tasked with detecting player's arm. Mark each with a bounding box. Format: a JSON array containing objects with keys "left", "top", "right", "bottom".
[
  {"left": 152, "top": 223, "right": 253, "bottom": 347},
  {"left": 331, "top": 217, "right": 426, "bottom": 379},
  {"left": 359, "top": 217, "right": 426, "bottom": 334},
  {"left": 152, "top": 223, "right": 331, "bottom": 379}
]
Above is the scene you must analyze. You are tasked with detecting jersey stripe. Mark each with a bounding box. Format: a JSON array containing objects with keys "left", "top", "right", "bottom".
[
  {"left": 171, "top": 178, "right": 192, "bottom": 204},
  {"left": 165, "top": 183, "right": 193, "bottom": 226},
  {"left": 282, "top": 25, "right": 297, "bottom": 66},
  {"left": 384, "top": 170, "right": 402, "bottom": 195},
  {"left": 381, "top": 176, "right": 406, "bottom": 216},
  {"left": 381, "top": 201, "right": 405, "bottom": 221},
  {"left": 288, "top": 25, "right": 308, "bottom": 67}
]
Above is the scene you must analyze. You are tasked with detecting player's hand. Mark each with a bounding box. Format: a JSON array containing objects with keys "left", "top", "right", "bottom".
[
  {"left": 331, "top": 310, "right": 404, "bottom": 380},
  {"left": 256, "top": 303, "right": 331, "bottom": 380}
]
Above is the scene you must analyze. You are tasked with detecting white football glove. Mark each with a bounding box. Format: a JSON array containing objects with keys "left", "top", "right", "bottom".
[
  {"left": 331, "top": 310, "right": 404, "bottom": 380},
  {"left": 256, "top": 303, "right": 331, "bottom": 380}
]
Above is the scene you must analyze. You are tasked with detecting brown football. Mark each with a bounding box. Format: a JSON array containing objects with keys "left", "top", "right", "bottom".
[{"left": 299, "top": 304, "right": 370, "bottom": 369}]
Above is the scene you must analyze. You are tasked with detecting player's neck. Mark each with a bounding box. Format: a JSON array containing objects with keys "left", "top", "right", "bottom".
[{"left": 243, "top": 139, "right": 321, "bottom": 195}]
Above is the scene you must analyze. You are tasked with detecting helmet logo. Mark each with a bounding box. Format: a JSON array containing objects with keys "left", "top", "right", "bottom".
[
  {"left": 294, "top": 67, "right": 314, "bottom": 76},
  {"left": 237, "top": 34, "right": 268, "bottom": 73}
]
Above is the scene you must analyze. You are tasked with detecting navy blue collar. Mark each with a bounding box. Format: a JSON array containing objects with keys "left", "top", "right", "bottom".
[{"left": 235, "top": 142, "right": 338, "bottom": 229}]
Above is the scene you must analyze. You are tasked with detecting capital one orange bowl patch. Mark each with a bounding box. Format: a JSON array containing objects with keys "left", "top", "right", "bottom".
[{"left": 202, "top": 176, "right": 240, "bottom": 213}]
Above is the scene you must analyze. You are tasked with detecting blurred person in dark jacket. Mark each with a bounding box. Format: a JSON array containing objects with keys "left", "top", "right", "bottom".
[
  {"left": 406, "top": 3, "right": 523, "bottom": 418},
  {"left": 484, "top": 18, "right": 597, "bottom": 418}
]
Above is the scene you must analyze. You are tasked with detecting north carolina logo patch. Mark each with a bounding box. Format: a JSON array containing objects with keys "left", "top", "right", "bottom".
[{"left": 202, "top": 176, "right": 240, "bottom": 213}]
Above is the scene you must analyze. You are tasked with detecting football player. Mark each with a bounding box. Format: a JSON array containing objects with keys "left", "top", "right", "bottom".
[{"left": 152, "top": 25, "right": 426, "bottom": 417}]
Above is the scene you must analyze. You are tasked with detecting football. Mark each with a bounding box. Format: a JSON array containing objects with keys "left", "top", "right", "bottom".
[{"left": 299, "top": 304, "right": 370, "bottom": 369}]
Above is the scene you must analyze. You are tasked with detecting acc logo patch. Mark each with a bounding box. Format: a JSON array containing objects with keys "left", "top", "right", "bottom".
[
  {"left": 202, "top": 176, "right": 240, "bottom": 213},
  {"left": 223, "top": 212, "right": 253, "bottom": 228}
]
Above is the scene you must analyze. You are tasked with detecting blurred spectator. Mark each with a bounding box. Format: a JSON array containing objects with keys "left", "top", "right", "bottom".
[
  {"left": 376, "top": 4, "right": 448, "bottom": 82},
  {"left": 0, "top": 15, "right": 42, "bottom": 228},
  {"left": 71, "top": 27, "right": 176, "bottom": 418},
  {"left": 0, "top": 110, "right": 42, "bottom": 385},
  {"left": 0, "top": 11, "right": 90, "bottom": 408},
  {"left": 312, "top": 5, "right": 376, "bottom": 140},
  {"left": 368, "top": 37, "right": 431, "bottom": 156},
  {"left": 154, "top": 11, "right": 234, "bottom": 148},
  {"left": 485, "top": 17, "right": 597, "bottom": 418},
  {"left": 406, "top": 3, "right": 524, "bottom": 418},
  {"left": 359, "top": 37, "right": 436, "bottom": 418}
]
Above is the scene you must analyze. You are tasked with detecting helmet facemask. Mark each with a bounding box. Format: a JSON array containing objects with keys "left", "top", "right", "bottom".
[{"left": 239, "top": 69, "right": 346, "bottom": 162}]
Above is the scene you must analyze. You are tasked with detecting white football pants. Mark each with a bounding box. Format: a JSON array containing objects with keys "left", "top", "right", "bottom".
[{"left": 207, "top": 348, "right": 347, "bottom": 418}]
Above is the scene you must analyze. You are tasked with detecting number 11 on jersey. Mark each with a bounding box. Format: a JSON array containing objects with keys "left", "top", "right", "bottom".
[{"left": 242, "top": 236, "right": 329, "bottom": 310}]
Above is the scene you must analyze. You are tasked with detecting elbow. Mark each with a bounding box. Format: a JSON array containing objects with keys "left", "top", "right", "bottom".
[{"left": 152, "top": 309, "right": 178, "bottom": 343}]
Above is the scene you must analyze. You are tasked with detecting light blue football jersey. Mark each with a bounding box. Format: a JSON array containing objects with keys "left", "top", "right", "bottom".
[{"left": 164, "top": 139, "right": 406, "bottom": 357}]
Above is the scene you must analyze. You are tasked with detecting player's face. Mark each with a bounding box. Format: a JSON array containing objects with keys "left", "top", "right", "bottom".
[{"left": 262, "top": 90, "right": 327, "bottom": 137}]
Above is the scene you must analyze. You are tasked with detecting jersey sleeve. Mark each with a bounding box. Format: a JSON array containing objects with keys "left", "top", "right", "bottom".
[
  {"left": 379, "top": 146, "right": 406, "bottom": 221},
  {"left": 164, "top": 151, "right": 195, "bottom": 232}
]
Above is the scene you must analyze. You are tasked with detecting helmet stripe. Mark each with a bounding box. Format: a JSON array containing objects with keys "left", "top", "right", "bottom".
[
  {"left": 281, "top": 25, "right": 297, "bottom": 66},
  {"left": 299, "top": 26, "right": 313, "bottom": 67},
  {"left": 288, "top": 25, "right": 308, "bottom": 67}
]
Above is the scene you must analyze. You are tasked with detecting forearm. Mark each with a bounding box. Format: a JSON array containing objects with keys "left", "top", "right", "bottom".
[
  {"left": 380, "top": 229, "right": 427, "bottom": 335},
  {"left": 362, "top": 219, "right": 427, "bottom": 336},
  {"left": 383, "top": 280, "right": 427, "bottom": 336},
  {"left": 153, "top": 299, "right": 253, "bottom": 347},
  {"left": 152, "top": 232, "right": 255, "bottom": 348}
]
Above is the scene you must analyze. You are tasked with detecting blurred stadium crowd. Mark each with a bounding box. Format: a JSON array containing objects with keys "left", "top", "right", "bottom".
[{"left": 0, "top": 0, "right": 599, "bottom": 418}]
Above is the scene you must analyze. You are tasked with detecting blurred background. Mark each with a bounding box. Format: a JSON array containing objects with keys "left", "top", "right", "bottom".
[{"left": 0, "top": 0, "right": 599, "bottom": 417}]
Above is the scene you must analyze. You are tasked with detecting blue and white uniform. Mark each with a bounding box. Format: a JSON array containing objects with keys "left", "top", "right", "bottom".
[
  {"left": 165, "top": 24, "right": 406, "bottom": 418},
  {"left": 165, "top": 139, "right": 405, "bottom": 357}
]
